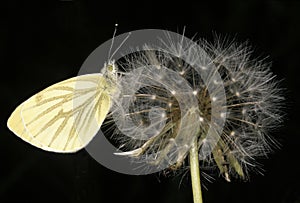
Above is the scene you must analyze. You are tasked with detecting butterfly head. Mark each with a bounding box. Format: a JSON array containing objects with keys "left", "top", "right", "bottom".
[{"left": 102, "top": 60, "right": 117, "bottom": 75}]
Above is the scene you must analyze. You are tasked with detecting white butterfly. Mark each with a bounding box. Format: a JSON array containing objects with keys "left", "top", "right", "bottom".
[
  {"left": 7, "top": 63, "right": 118, "bottom": 152},
  {"left": 7, "top": 24, "right": 129, "bottom": 153}
]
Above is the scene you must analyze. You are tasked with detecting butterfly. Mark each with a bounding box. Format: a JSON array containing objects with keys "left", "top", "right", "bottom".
[
  {"left": 7, "top": 24, "right": 129, "bottom": 153},
  {"left": 7, "top": 62, "right": 119, "bottom": 153}
]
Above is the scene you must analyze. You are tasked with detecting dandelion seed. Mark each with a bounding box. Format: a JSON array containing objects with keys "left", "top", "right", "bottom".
[
  {"left": 213, "top": 80, "right": 220, "bottom": 84},
  {"left": 179, "top": 70, "right": 185, "bottom": 75}
]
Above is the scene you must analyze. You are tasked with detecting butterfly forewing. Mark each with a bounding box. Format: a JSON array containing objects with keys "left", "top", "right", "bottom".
[{"left": 8, "top": 73, "right": 112, "bottom": 153}]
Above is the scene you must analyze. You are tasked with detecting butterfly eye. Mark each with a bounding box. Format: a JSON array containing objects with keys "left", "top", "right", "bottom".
[
  {"left": 108, "top": 65, "right": 113, "bottom": 71},
  {"left": 107, "top": 64, "right": 115, "bottom": 72}
]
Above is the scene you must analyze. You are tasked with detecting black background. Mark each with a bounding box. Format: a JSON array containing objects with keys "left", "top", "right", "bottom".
[{"left": 1, "top": 1, "right": 299, "bottom": 203}]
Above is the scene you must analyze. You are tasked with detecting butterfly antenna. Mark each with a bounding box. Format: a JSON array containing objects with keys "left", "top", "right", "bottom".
[
  {"left": 108, "top": 23, "right": 118, "bottom": 62},
  {"left": 109, "top": 31, "right": 131, "bottom": 62}
]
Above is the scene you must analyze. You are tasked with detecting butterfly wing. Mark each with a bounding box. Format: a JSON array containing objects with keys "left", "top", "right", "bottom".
[
  {"left": 7, "top": 74, "right": 112, "bottom": 153},
  {"left": 7, "top": 103, "right": 44, "bottom": 149}
]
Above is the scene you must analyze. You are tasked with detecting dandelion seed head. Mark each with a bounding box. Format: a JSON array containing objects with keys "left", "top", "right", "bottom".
[{"left": 108, "top": 33, "right": 284, "bottom": 181}]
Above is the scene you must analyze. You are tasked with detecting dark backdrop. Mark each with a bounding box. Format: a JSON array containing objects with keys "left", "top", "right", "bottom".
[{"left": 1, "top": 1, "right": 299, "bottom": 203}]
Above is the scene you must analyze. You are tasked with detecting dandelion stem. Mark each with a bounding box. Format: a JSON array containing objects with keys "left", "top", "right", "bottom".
[{"left": 189, "top": 138, "right": 203, "bottom": 203}]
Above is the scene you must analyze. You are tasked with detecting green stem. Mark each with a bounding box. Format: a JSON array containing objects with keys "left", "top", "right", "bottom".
[{"left": 189, "top": 138, "right": 203, "bottom": 203}]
